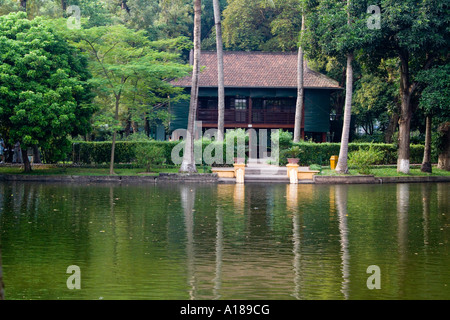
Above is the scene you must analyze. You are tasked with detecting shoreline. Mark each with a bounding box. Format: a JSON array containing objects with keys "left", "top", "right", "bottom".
[{"left": 0, "top": 173, "right": 449, "bottom": 184}]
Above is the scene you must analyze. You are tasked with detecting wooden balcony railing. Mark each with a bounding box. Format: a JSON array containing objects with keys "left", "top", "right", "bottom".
[{"left": 197, "top": 109, "right": 295, "bottom": 125}]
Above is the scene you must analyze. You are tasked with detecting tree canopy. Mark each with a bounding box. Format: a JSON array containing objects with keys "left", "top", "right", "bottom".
[{"left": 0, "top": 12, "right": 95, "bottom": 165}]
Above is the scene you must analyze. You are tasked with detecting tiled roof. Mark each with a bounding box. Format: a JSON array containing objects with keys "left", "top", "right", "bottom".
[{"left": 172, "top": 51, "right": 341, "bottom": 89}]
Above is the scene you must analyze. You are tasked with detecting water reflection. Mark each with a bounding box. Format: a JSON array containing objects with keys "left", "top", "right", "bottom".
[
  {"left": 181, "top": 185, "right": 197, "bottom": 300},
  {"left": 0, "top": 247, "right": 4, "bottom": 300},
  {"left": 0, "top": 181, "right": 448, "bottom": 300},
  {"left": 287, "top": 184, "right": 302, "bottom": 300},
  {"left": 334, "top": 185, "right": 350, "bottom": 300}
]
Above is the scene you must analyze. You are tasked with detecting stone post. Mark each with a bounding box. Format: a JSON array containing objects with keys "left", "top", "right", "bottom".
[
  {"left": 233, "top": 163, "right": 246, "bottom": 184},
  {"left": 287, "top": 163, "right": 299, "bottom": 184}
]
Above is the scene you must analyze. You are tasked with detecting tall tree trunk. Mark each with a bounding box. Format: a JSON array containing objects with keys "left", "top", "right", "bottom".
[
  {"left": 384, "top": 112, "right": 399, "bottom": 143},
  {"left": 437, "top": 122, "right": 450, "bottom": 171},
  {"left": 61, "top": 0, "right": 67, "bottom": 11},
  {"left": 32, "top": 145, "right": 41, "bottom": 164},
  {"left": 421, "top": 115, "right": 432, "bottom": 173},
  {"left": 131, "top": 121, "right": 138, "bottom": 134},
  {"left": 179, "top": 0, "right": 201, "bottom": 173},
  {"left": 335, "top": 53, "right": 354, "bottom": 174},
  {"left": 213, "top": 0, "right": 225, "bottom": 142},
  {"left": 19, "top": 0, "right": 26, "bottom": 11},
  {"left": 109, "top": 95, "right": 120, "bottom": 175},
  {"left": 293, "top": 14, "right": 305, "bottom": 143},
  {"left": 335, "top": 0, "right": 353, "bottom": 174},
  {"left": 21, "top": 148, "right": 31, "bottom": 172},
  {"left": 144, "top": 114, "right": 150, "bottom": 137},
  {"left": 121, "top": 0, "right": 130, "bottom": 13},
  {"left": 397, "top": 54, "right": 412, "bottom": 174},
  {"left": 124, "top": 117, "right": 131, "bottom": 137}
]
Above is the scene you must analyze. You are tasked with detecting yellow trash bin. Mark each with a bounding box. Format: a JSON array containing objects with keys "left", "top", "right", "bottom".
[{"left": 330, "top": 156, "right": 339, "bottom": 170}]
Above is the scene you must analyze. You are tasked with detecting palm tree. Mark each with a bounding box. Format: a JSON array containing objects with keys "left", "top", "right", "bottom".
[
  {"left": 213, "top": 0, "right": 225, "bottom": 142},
  {"left": 335, "top": 0, "right": 353, "bottom": 174},
  {"left": 180, "top": 0, "right": 201, "bottom": 173},
  {"left": 293, "top": 11, "right": 305, "bottom": 143}
]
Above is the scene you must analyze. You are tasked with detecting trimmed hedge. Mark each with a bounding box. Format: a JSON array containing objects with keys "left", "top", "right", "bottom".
[
  {"left": 282, "top": 142, "right": 425, "bottom": 166},
  {"left": 72, "top": 141, "right": 426, "bottom": 166},
  {"left": 72, "top": 141, "right": 179, "bottom": 165}
]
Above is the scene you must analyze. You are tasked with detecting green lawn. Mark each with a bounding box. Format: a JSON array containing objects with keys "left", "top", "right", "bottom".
[
  {"left": 0, "top": 165, "right": 212, "bottom": 176},
  {"left": 320, "top": 166, "right": 450, "bottom": 177},
  {"left": 0, "top": 164, "right": 448, "bottom": 178}
]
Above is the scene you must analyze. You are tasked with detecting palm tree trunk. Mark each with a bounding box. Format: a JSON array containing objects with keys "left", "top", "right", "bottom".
[
  {"left": 335, "top": 53, "right": 354, "bottom": 174},
  {"left": 213, "top": 0, "right": 225, "bottom": 142},
  {"left": 335, "top": 0, "right": 353, "bottom": 174},
  {"left": 421, "top": 115, "right": 432, "bottom": 173},
  {"left": 293, "top": 14, "right": 305, "bottom": 143},
  {"left": 180, "top": 0, "right": 201, "bottom": 173},
  {"left": 397, "top": 54, "right": 412, "bottom": 174}
]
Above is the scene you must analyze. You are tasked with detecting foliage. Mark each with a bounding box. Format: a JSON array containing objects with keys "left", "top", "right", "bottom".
[
  {"left": 271, "top": 129, "right": 293, "bottom": 150},
  {"left": 73, "top": 141, "right": 176, "bottom": 165},
  {"left": 352, "top": 72, "right": 399, "bottom": 136},
  {"left": 135, "top": 143, "right": 166, "bottom": 172},
  {"left": 348, "top": 144, "right": 384, "bottom": 175},
  {"left": 0, "top": 12, "right": 95, "bottom": 163},
  {"left": 221, "top": 0, "right": 303, "bottom": 51},
  {"left": 278, "top": 141, "right": 426, "bottom": 166},
  {"left": 284, "top": 146, "right": 303, "bottom": 158},
  {"left": 417, "top": 64, "right": 450, "bottom": 119},
  {"left": 309, "top": 164, "right": 322, "bottom": 172}
]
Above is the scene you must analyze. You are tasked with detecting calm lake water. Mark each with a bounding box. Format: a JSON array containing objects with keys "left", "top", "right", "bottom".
[{"left": 0, "top": 181, "right": 448, "bottom": 300}]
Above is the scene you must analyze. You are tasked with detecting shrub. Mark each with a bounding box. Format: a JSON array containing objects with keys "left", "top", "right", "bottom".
[
  {"left": 309, "top": 164, "right": 322, "bottom": 172},
  {"left": 348, "top": 144, "right": 384, "bottom": 175},
  {"left": 72, "top": 141, "right": 426, "bottom": 167},
  {"left": 135, "top": 144, "right": 166, "bottom": 172},
  {"left": 271, "top": 129, "right": 293, "bottom": 150}
]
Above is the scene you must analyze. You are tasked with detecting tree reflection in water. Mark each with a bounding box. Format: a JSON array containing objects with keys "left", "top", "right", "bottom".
[{"left": 335, "top": 185, "right": 350, "bottom": 300}]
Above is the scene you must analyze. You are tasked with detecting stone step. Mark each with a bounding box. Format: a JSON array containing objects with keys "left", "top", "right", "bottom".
[
  {"left": 244, "top": 174, "right": 290, "bottom": 183},
  {"left": 244, "top": 168, "right": 287, "bottom": 176}
]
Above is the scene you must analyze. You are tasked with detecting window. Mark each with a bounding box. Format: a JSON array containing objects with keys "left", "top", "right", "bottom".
[
  {"left": 199, "top": 98, "right": 218, "bottom": 109},
  {"left": 263, "top": 99, "right": 296, "bottom": 112},
  {"left": 226, "top": 97, "right": 247, "bottom": 110},
  {"left": 235, "top": 98, "right": 247, "bottom": 110}
]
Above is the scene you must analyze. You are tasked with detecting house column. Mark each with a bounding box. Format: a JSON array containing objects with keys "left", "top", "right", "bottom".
[{"left": 248, "top": 97, "right": 253, "bottom": 125}]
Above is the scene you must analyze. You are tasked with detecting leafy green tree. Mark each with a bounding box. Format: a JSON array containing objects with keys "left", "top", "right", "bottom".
[
  {"left": 361, "top": 0, "right": 449, "bottom": 173},
  {"left": 66, "top": 24, "right": 190, "bottom": 174},
  {"left": 417, "top": 64, "right": 450, "bottom": 171},
  {"left": 352, "top": 72, "right": 398, "bottom": 139},
  {"left": 222, "top": 0, "right": 302, "bottom": 51},
  {"left": 305, "top": 0, "right": 370, "bottom": 173},
  {"left": 0, "top": 0, "right": 19, "bottom": 16},
  {"left": 0, "top": 12, "right": 95, "bottom": 171}
]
